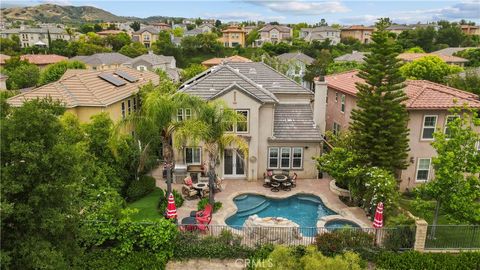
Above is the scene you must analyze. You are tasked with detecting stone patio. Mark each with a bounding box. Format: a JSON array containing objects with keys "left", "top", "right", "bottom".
[{"left": 151, "top": 166, "right": 371, "bottom": 228}]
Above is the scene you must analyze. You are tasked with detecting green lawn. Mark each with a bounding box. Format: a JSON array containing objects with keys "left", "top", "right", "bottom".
[{"left": 126, "top": 188, "right": 163, "bottom": 221}]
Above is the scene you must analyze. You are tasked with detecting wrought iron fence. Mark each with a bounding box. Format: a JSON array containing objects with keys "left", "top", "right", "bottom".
[{"left": 425, "top": 225, "right": 480, "bottom": 250}]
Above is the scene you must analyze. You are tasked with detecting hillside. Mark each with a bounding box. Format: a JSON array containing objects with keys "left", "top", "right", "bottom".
[{"left": 0, "top": 4, "right": 128, "bottom": 24}]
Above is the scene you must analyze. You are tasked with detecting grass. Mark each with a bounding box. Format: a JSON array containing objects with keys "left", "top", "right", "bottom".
[{"left": 126, "top": 188, "right": 163, "bottom": 221}]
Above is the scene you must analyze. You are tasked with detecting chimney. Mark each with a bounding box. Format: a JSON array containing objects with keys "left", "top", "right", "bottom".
[{"left": 313, "top": 77, "right": 327, "bottom": 135}]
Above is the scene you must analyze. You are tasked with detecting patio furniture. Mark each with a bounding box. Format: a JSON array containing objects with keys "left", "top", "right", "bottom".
[
  {"left": 190, "top": 204, "right": 213, "bottom": 218},
  {"left": 183, "top": 176, "right": 193, "bottom": 187},
  {"left": 282, "top": 181, "right": 292, "bottom": 191},
  {"left": 201, "top": 188, "right": 210, "bottom": 198},
  {"left": 192, "top": 182, "right": 208, "bottom": 197},
  {"left": 180, "top": 216, "right": 197, "bottom": 231},
  {"left": 272, "top": 174, "right": 288, "bottom": 183},
  {"left": 290, "top": 173, "right": 298, "bottom": 188},
  {"left": 270, "top": 181, "right": 280, "bottom": 192},
  {"left": 195, "top": 208, "right": 212, "bottom": 232},
  {"left": 182, "top": 185, "right": 198, "bottom": 200},
  {"left": 263, "top": 172, "right": 271, "bottom": 187},
  {"left": 198, "top": 176, "right": 209, "bottom": 184},
  {"left": 214, "top": 177, "right": 223, "bottom": 192}
]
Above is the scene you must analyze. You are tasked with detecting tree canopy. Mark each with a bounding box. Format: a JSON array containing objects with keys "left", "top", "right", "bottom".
[{"left": 400, "top": 55, "right": 463, "bottom": 83}]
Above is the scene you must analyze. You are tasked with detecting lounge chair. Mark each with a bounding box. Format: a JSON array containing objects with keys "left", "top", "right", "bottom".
[
  {"left": 270, "top": 181, "right": 280, "bottom": 192},
  {"left": 190, "top": 203, "right": 213, "bottom": 218},
  {"left": 182, "top": 185, "right": 198, "bottom": 200},
  {"left": 282, "top": 181, "right": 292, "bottom": 191}
]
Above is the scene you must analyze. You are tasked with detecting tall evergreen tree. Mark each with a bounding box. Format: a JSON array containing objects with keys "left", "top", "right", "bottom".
[{"left": 349, "top": 18, "right": 409, "bottom": 173}]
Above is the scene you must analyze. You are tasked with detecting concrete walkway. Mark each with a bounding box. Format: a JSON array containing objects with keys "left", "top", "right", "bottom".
[{"left": 151, "top": 166, "right": 371, "bottom": 228}]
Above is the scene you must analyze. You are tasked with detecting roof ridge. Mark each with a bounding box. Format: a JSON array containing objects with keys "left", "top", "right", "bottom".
[
  {"left": 56, "top": 81, "right": 79, "bottom": 107},
  {"left": 210, "top": 82, "right": 265, "bottom": 103},
  {"left": 179, "top": 64, "right": 224, "bottom": 89},
  {"left": 407, "top": 80, "right": 479, "bottom": 99},
  {"left": 258, "top": 62, "right": 313, "bottom": 94}
]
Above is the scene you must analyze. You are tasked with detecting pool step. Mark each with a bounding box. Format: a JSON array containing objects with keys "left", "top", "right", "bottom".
[
  {"left": 235, "top": 195, "right": 248, "bottom": 201},
  {"left": 236, "top": 198, "right": 267, "bottom": 214},
  {"left": 237, "top": 201, "right": 271, "bottom": 217},
  {"left": 297, "top": 195, "right": 322, "bottom": 204}
]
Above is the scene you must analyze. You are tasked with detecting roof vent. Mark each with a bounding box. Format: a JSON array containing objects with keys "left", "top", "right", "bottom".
[
  {"left": 234, "top": 68, "right": 240, "bottom": 73},
  {"left": 249, "top": 68, "right": 257, "bottom": 74}
]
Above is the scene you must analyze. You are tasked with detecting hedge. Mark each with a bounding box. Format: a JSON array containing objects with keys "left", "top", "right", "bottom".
[
  {"left": 375, "top": 251, "right": 480, "bottom": 270},
  {"left": 81, "top": 249, "right": 169, "bottom": 270},
  {"left": 126, "top": 175, "right": 156, "bottom": 202},
  {"left": 315, "top": 229, "right": 377, "bottom": 258}
]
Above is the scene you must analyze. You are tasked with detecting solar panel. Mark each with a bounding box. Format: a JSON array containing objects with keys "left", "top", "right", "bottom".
[
  {"left": 98, "top": 73, "right": 127, "bottom": 87},
  {"left": 114, "top": 70, "right": 138, "bottom": 83}
]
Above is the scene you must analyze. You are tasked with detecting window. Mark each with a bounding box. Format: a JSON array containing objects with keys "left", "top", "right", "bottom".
[
  {"left": 416, "top": 158, "right": 431, "bottom": 181},
  {"left": 177, "top": 109, "right": 183, "bottom": 121},
  {"left": 121, "top": 102, "right": 126, "bottom": 119},
  {"left": 133, "top": 97, "right": 137, "bottom": 111},
  {"left": 421, "top": 115, "right": 437, "bottom": 140},
  {"left": 340, "top": 94, "right": 345, "bottom": 113},
  {"left": 185, "top": 147, "right": 201, "bottom": 164},
  {"left": 236, "top": 110, "right": 248, "bottom": 132},
  {"left": 335, "top": 92, "right": 338, "bottom": 102},
  {"left": 476, "top": 141, "right": 480, "bottom": 151},
  {"left": 268, "top": 147, "right": 279, "bottom": 168},
  {"left": 177, "top": 108, "right": 192, "bottom": 121},
  {"left": 333, "top": 122, "right": 341, "bottom": 135},
  {"left": 127, "top": 99, "right": 131, "bottom": 114},
  {"left": 444, "top": 115, "right": 459, "bottom": 137},
  {"left": 292, "top": 147, "right": 303, "bottom": 169},
  {"left": 280, "top": 147, "right": 291, "bottom": 169},
  {"left": 185, "top": 108, "right": 192, "bottom": 120}
]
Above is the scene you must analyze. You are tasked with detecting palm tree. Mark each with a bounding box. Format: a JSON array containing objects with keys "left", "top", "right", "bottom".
[{"left": 196, "top": 100, "right": 249, "bottom": 204}]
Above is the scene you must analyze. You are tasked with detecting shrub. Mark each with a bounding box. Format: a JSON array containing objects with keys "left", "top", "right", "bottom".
[
  {"left": 157, "top": 189, "right": 184, "bottom": 215},
  {"left": 173, "top": 229, "right": 255, "bottom": 259},
  {"left": 125, "top": 175, "right": 155, "bottom": 202},
  {"left": 246, "top": 244, "right": 275, "bottom": 270},
  {"left": 383, "top": 213, "right": 416, "bottom": 251},
  {"left": 38, "top": 60, "right": 86, "bottom": 86},
  {"left": 81, "top": 249, "right": 169, "bottom": 270},
  {"left": 315, "top": 229, "right": 376, "bottom": 257},
  {"left": 375, "top": 251, "right": 480, "bottom": 270},
  {"left": 197, "top": 198, "right": 222, "bottom": 212}
]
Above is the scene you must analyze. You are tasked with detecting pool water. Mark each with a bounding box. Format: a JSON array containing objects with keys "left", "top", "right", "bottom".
[
  {"left": 325, "top": 220, "right": 360, "bottom": 230},
  {"left": 225, "top": 194, "right": 336, "bottom": 236}
]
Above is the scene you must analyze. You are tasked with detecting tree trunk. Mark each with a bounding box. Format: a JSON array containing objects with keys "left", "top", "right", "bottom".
[
  {"left": 162, "top": 138, "right": 174, "bottom": 196},
  {"left": 430, "top": 199, "right": 441, "bottom": 239},
  {"left": 208, "top": 152, "right": 216, "bottom": 206}
]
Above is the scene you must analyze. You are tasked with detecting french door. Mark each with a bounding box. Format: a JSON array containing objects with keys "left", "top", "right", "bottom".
[{"left": 223, "top": 149, "right": 245, "bottom": 177}]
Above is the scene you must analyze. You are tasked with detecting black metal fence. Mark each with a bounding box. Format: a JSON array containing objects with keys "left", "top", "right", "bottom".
[{"left": 425, "top": 225, "right": 480, "bottom": 250}]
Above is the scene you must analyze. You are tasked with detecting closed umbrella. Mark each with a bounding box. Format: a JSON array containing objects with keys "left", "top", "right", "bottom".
[
  {"left": 373, "top": 202, "right": 384, "bottom": 228},
  {"left": 166, "top": 193, "right": 177, "bottom": 219}
]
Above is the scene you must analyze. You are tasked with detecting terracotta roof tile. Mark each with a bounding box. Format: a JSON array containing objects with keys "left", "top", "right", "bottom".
[
  {"left": 325, "top": 70, "right": 480, "bottom": 110},
  {"left": 201, "top": 55, "right": 252, "bottom": 66},
  {"left": 20, "top": 54, "right": 68, "bottom": 65}
]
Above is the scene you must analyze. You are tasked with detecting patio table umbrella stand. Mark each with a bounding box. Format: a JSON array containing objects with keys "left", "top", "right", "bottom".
[
  {"left": 166, "top": 193, "right": 178, "bottom": 223},
  {"left": 373, "top": 202, "right": 384, "bottom": 246}
]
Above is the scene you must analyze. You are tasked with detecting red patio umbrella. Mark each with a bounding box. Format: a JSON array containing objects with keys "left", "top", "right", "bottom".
[
  {"left": 166, "top": 193, "right": 177, "bottom": 219},
  {"left": 373, "top": 202, "right": 384, "bottom": 228}
]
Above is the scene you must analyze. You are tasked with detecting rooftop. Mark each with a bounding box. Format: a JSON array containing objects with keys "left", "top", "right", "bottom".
[
  {"left": 133, "top": 26, "right": 161, "bottom": 35},
  {"left": 273, "top": 104, "right": 322, "bottom": 142},
  {"left": 0, "top": 54, "right": 11, "bottom": 65},
  {"left": 259, "top": 24, "right": 292, "bottom": 33},
  {"left": 71, "top": 53, "right": 132, "bottom": 67},
  {"left": 201, "top": 55, "right": 252, "bottom": 66},
  {"left": 431, "top": 47, "right": 477, "bottom": 56},
  {"left": 21, "top": 54, "right": 67, "bottom": 65},
  {"left": 276, "top": 52, "right": 315, "bottom": 65},
  {"left": 124, "top": 52, "right": 174, "bottom": 66},
  {"left": 325, "top": 70, "right": 480, "bottom": 110},
  {"left": 334, "top": 51, "right": 369, "bottom": 63},
  {"left": 397, "top": 53, "right": 468, "bottom": 63}
]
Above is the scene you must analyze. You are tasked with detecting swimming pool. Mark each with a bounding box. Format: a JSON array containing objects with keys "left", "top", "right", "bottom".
[
  {"left": 325, "top": 219, "right": 361, "bottom": 230},
  {"left": 225, "top": 194, "right": 336, "bottom": 236}
]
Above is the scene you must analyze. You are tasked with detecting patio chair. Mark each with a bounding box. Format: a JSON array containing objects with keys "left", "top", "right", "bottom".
[
  {"left": 214, "top": 177, "right": 223, "bottom": 192},
  {"left": 190, "top": 204, "right": 213, "bottom": 218},
  {"left": 282, "top": 181, "right": 292, "bottom": 191},
  {"left": 183, "top": 176, "right": 193, "bottom": 187},
  {"left": 201, "top": 188, "right": 210, "bottom": 198},
  {"left": 270, "top": 181, "right": 280, "bottom": 192},
  {"left": 263, "top": 172, "right": 271, "bottom": 188},
  {"left": 282, "top": 170, "right": 290, "bottom": 176},
  {"left": 195, "top": 208, "right": 212, "bottom": 232},
  {"left": 291, "top": 173, "right": 298, "bottom": 188},
  {"left": 182, "top": 185, "right": 198, "bottom": 200}
]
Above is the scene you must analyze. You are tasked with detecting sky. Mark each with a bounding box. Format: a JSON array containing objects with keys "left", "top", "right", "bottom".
[{"left": 2, "top": 0, "right": 479, "bottom": 25}]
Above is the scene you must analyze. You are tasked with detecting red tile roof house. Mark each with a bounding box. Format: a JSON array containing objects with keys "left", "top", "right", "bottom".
[
  {"left": 20, "top": 54, "right": 68, "bottom": 69},
  {"left": 316, "top": 70, "right": 480, "bottom": 191}
]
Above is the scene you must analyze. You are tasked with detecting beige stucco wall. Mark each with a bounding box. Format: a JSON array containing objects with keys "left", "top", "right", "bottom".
[{"left": 65, "top": 96, "right": 136, "bottom": 123}]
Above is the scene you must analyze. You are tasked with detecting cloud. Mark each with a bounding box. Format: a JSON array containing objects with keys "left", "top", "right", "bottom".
[
  {"left": 40, "top": 0, "right": 72, "bottom": 5},
  {"left": 247, "top": 0, "right": 349, "bottom": 15},
  {"left": 203, "top": 11, "right": 286, "bottom": 22}
]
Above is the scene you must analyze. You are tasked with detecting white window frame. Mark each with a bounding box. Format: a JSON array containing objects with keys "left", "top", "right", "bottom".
[
  {"left": 177, "top": 108, "right": 192, "bottom": 122},
  {"left": 121, "top": 101, "right": 126, "bottom": 119},
  {"left": 184, "top": 147, "right": 201, "bottom": 165},
  {"left": 177, "top": 108, "right": 184, "bottom": 121},
  {"left": 444, "top": 115, "right": 459, "bottom": 136},
  {"left": 340, "top": 94, "right": 345, "bottom": 113},
  {"left": 421, "top": 115, "right": 438, "bottom": 141},
  {"left": 280, "top": 147, "right": 291, "bottom": 169},
  {"left": 292, "top": 147, "right": 303, "bottom": 169},
  {"left": 333, "top": 122, "right": 341, "bottom": 136},
  {"left": 235, "top": 110, "right": 249, "bottom": 133},
  {"left": 415, "top": 158, "right": 431, "bottom": 182},
  {"left": 268, "top": 147, "right": 279, "bottom": 169},
  {"left": 476, "top": 141, "right": 480, "bottom": 151}
]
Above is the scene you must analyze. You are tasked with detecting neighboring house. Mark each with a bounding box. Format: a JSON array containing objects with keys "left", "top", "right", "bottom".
[
  {"left": 198, "top": 23, "right": 215, "bottom": 33},
  {"left": 300, "top": 27, "right": 341, "bottom": 45},
  {"left": 123, "top": 51, "right": 180, "bottom": 81},
  {"left": 244, "top": 26, "right": 257, "bottom": 35},
  {"left": 132, "top": 27, "right": 160, "bottom": 48},
  {"left": 257, "top": 25, "right": 292, "bottom": 46},
  {"left": 321, "top": 70, "right": 480, "bottom": 191},
  {"left": 20, "top": 54, "right": 68, "bottom": 68},
  {"left": 334, "top": 51, "right": 369, "bottom": 64},
  {"left": 96, "top": 30, "right": 125, "bottom": 37},
  {"left": 460, "top": 25, "right": 480, "bottom": 36},
  {"left": 0, "top": 74, "right": 7, "bottom": 90},
  {"left": 201, "top": 55, "right": 252, "bottom": 68},
  {"left": 409, "top": 23, "right": 440, "bottom": 31},
  {"left": 71, "top": 53, "right": 132, "bottom": 70},
  {"left": 178, "top": 62, "right": 323, "bottom": 180},
  {"left": 7, "top": 67, "right": 159, "bottom": 123},
  {"left": 386, "top": 25, "right": 413, "bottom": 35},
  {"left": 431, "top": 47, "right": 477, "bottom": 56},
  {"left": 219, "top": 26, "right": 246, "bottom": 47},
  {"left": 0, "top": 54, "right": 11, "bottom": 66},
  {"left": 184, "top": 27, "right": 208, "bottom": 37},
  {"left": 276, "top": 52, "right": 315, "bottom": 89},
  {"left": 397, "top": 53, "right": 468, "bottom": 66},
  {"left": 0, "top": 27, "right": 71, "bottom": 48},
  {"left": 151, "top": 22, "right": 171, "bottom": 31},
  {"left": 173, "top": 24, "right": 188, "bottom": 31},
  {"left": 340, "top": 25, "right": 375, "bottom": 44}
]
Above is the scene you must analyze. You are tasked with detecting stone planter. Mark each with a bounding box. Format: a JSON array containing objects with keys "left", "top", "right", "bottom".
[{"left": 329, "top": 180, "right": 351, "bottom": 198}]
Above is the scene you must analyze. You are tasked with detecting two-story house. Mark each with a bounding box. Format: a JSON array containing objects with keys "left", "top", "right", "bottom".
[
  {"left": 257, "top": 25, "right": 292, "bottom": 46},
  {"left": 276, "top": 52, "right": 315, "bottom": 89},
  {"left": 219, "top": 26, "right": 246, "bottom": 47},
  {"left": 320, "top": 70, "right": 480, "bottom": 191},
  {"left": 7, "top": 67, "right": 159, "bottom": 123},
  {"left": 1, "top": 27, "right": 71, "bottom": 48},
  {"left": 340, "top": 25, "right": 375, "bottom": 44},
  {"left": 71, "top": 53, "right": 132, "bottom": 71},
  {"left": 386, "top": 25, "right": 413, "bottom": 36},
  {"left": 460, "top": 25, "right": 480, "bottom": 36},
  {"left": 397, "top": 53, "right": 469, "bottom": 67},
  {"left": 300, "top": 27, "right": 341, "bottom": 45},
  {"left": 132, "top": 27, "right": 160, "bottom": 48},
  {"left": 177, "top": 62, "right": 323, "bottom": 181},
  {"left": 123, "top": 51, "right": 180, "bottom": 81}
]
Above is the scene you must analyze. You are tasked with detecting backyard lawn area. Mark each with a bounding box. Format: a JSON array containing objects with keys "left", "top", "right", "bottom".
[{"left": 127, "top": 188, "right": 163, "bottom": 221}]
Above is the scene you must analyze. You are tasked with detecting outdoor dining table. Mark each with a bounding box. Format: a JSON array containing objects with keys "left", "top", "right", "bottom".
[
  {"left": 271, "top": 174, "right": 289, "bottom": 182},
  {"left": 192, "top": 183, "right": 208, "bottom": 196}
]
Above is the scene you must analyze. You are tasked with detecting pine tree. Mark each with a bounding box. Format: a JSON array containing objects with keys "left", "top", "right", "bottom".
[{"left": 350, "top": 18, "right": 410, "bottom": 173}]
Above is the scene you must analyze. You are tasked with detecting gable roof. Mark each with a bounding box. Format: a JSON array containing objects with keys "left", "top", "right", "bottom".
[
  {"left": 272, "top": 104, "right": 322, "bottom": 142},
  {"left": 301, "top": 26, "right": 339, "bottom": 32},
  {"left": 325, "top": 70, "right": 480, "bottom": 110},
  {"left": 7, "top": 67, "right": 158, "bottom": 108},
  {"left": 431, "top": 47, "right": 477, "bottom": 56},
  {"left": 397, "top": 53, "right": 468, "bottom": 63},
  {"left": 277, "top": 52, "right": 315, "bottom": 65},
  {"left": 259, "top": 24, "right": 291, "bottom": 33},
  {"left": 334, "top": 51, "right": 369, "bottom": 63},
  {"left": 342, "top": 25, "right": 375, "bottom": 31},
  {"left": 201, "top": 55, "right": 252, "bottom": 66},
  {"left": 21, "top": 54, "right": 67, "bottom": 65},
  {"left": 133, "top": 27, "right": 160, "bottom": 35},
  {"left": 386, "top": 25, "right": 413, "bottom": 31},
  {"left": 124, "top": 53, "right": 174, "bottom": 66},
  {"left": 71, "top": 53, "right": 132, "bottom": 67}
]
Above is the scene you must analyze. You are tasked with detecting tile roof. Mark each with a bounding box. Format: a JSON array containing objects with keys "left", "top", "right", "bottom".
[
  {"left": 20, "top": 54, "right": 67, "bottom": 65},
  {"left": 386, "top": 25, "right": 413, "bottom": 30},
  {"left": 276, "top": 52, "right": 315, "bottom": 65},
  {"left": 272, "top": 104, "right": 322, "bottom": 141},
  {"left": 7, "top": 67, "right": 158, "bottom": 108},
  {"left": 300, "top": 26, "right": 339, "bottom": 32},
  {"left": 2, "top": 27, "right": 66, "bottom": 34},
  {"left": 325, "top": 70, "right": 480, "bottom": 110},
  {"left": 334, "top": 51, "right": 369, "bottom": 63},
  {"left": 133, "top": 27, "right": 160, "bottom": 35},
  {"left": 397, "top": 53, "right": 468, "bottom": 63},
  {"left": 259, "top": 24, "right": 292, "bottom": 33},
  {"left": 431, "top": 47, "right": 477, "bottom": 56},
  {"left": 71, "top": 53, "right": 132, "bottom": 67},
  {"left": 201, "top": 55, "right": 252, "bottom": 66},
  {"left": 124, "top": 53, "right": 174, "bottom": 66},
  {"left": 342, "top": 25, "right": 375, "bottom": 31},
  {"left": 96, "top": 30, "right": 125, "bottom": 35},
  {"left": 0, "top": 54, "right": 11, "bottom": 64}
]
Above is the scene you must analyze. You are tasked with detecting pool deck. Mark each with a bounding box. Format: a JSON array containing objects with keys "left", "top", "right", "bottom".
[{"left": 151, "top": 167, "right": 371, "bottom": 228}]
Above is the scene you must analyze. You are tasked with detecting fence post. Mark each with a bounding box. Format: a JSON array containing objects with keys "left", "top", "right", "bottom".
[{"left": 414, "top": 219, "right": 428, "bottom": 252}]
